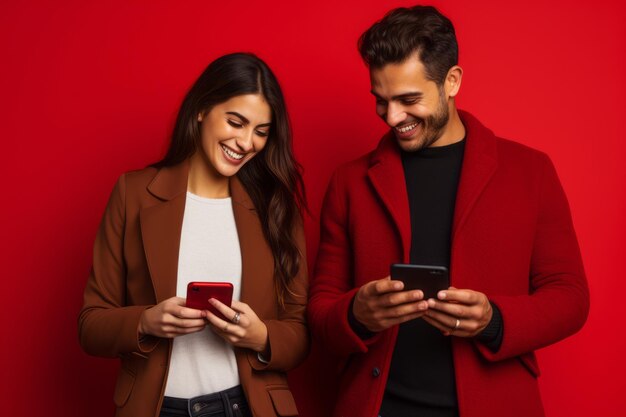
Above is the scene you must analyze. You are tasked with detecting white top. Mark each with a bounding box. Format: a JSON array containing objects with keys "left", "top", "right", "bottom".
[{"left": 163, "top": 192, "right": 242, "bottom": 398}]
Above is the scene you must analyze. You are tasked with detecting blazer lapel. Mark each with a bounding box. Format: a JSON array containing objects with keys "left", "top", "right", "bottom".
[
  {"left": 140, "top": 162, "right": 189, "bottom": 303},
  {"left": 452, "top": 111, "right": 498, "bottom": 239},
  {"left": 367, "top": 133, "right": 412, "bottom": 263},
  {"left": 229, "top": 176, "right": 272, "bottom": 311}
]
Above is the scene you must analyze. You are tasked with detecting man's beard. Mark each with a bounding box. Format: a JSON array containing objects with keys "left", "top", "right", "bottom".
[{"left": 402, "top": 88, "right": 450, "bottom": 152}]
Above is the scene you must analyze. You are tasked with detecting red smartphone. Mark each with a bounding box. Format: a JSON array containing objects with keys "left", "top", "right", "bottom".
[{"left": 186, "top": 282, "right": 234, "bottom": 320}]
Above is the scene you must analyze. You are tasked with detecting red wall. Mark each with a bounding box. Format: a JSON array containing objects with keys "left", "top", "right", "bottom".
[{"left": 1, "top": 0, "right": 624, "bottom": 415}]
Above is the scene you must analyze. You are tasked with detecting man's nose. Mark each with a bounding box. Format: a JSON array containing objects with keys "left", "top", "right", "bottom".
[{"left": 385, "top": 103, "right": 406, "bottom": 127}]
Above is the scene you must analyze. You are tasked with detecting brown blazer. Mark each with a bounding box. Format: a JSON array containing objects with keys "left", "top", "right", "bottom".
[{"left": 78, "top": 161, "right": 309, "bottom": 417}]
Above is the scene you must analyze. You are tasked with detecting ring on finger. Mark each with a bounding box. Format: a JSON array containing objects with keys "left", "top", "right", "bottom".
[
  {"left": 231, "top": 312, "right": 241, "bottom": 325},
  {"left": 453, "top": 319, "right": 461, "bottom": 330}
]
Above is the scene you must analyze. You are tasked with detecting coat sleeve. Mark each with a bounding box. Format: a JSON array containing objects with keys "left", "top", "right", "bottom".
[
  {"left": 247, "top": 216, "right": 310, "bottom": 372},
  {"left": 308, "top": 171, "right": 384, "bottom": 358},
  {"left": 78, "top": 175, "right": 159, "bottom": 358},
  {"left": 475, "top": 153, "right": 590, "bottom": 361}
]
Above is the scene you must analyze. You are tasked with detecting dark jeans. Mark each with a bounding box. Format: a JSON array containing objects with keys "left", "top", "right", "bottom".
[{"left": 159, "top": 385, "right": 251, "bottom": 417}]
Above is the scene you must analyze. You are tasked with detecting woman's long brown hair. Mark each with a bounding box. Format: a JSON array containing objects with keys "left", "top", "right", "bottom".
[{"left": 153, "top": 53, "right": 306, "bottom": 305}]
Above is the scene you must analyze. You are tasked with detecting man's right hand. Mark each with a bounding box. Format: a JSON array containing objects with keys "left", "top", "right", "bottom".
[{"left": 352, "top": 276, "right": 428, "bottom": 332}]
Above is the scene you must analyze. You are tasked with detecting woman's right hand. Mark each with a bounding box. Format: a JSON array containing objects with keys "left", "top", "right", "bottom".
[{"left": 139, "top": 296, "right": 207, "bottom": 338}]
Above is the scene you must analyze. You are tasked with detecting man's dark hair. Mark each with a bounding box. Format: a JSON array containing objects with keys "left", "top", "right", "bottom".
[{"left": 358, "top": 5, "right": 458, "bottom": 85}]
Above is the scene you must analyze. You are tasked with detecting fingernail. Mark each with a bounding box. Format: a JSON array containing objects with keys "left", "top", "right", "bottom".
[
  {"left": 393, "top": 282, "right": 403, "bottom": 290},
  {"left": 438, "top": 291, "right": 447, "bottom": 299}
]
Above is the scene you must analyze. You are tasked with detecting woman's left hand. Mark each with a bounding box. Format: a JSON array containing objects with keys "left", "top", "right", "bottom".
[{"left": 206, "top": 299, "right": 269, "bottom": 354}]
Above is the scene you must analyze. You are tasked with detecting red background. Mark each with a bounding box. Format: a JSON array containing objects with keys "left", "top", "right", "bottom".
[{"left": 1, "top": 0, "right": 624, "bottom": 415}]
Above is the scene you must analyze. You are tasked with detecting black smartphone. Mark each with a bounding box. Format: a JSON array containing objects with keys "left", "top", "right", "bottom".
[{"left": 390, "top": 264, "right": 449, "bottom": 299}]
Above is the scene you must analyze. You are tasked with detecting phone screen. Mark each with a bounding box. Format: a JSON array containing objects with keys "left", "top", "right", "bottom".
[{"left": 390, "top": 264, "right": 449, "bottom": 299}]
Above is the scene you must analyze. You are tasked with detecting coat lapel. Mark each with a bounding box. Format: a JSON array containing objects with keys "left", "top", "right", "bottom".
[
  {"left": 366, "top": 111, "right": 499, "bottom": 263},
  {"left": 140, "top": 162, "right": 189, "bottom": 303},
  {"left": 230, "top": 177, "right": 272, "bottom": 311},
  {"left": 367, "top": 133, "right": 412, "bottom": 263},
  {"left": 452, "top": 111, "right": 498, "bottom": 239}
]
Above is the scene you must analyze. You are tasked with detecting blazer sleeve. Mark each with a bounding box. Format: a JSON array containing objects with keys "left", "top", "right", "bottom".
[
  {"left": 247, "top": 216, "right": 310, "bottom": 372},
  {"left": 475, "top": 153, "right": 590, "bottom": 361},
  {"left": 308, "top": 171, "right": 384, "bottom": 358},
  {"left": 78, "top": 175, "right": 158, "bottom": 358}
]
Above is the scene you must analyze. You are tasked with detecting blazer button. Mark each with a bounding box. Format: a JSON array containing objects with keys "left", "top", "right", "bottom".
[{"left": 372, "top": 367, "right": 381, "bottom": 377}]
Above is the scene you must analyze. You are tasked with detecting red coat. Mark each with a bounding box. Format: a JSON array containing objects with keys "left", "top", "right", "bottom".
[{"left": 308, "top": 111, "right": 589, "bottom": 417}]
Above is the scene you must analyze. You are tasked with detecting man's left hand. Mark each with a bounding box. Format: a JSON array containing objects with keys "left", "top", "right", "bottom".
[{"left": 423, "top": 287, "right": 492, "bottom": 337}]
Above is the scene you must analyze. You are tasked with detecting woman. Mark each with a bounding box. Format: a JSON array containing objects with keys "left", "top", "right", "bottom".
[{"left": 79, "top": 53, "right": 308, "bottom": 417}]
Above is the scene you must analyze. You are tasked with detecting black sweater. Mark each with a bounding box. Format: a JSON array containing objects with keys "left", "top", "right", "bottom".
[{"left": 379, "top": 139, "right": 466, "bottom": 417}]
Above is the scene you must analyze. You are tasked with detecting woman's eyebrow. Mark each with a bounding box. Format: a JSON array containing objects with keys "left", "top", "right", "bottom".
[{"left": 226, "top": 111, "right": 250, "bottom": 124}]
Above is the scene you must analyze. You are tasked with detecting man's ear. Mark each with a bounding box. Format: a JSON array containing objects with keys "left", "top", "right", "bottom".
[{"left": 445, "top": 65, "right": 463, "bottom": 98}]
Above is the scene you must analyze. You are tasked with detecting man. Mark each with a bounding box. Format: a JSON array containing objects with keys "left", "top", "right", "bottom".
[{"left": 308, "top": 5, "right": 589, "bottom": 417}]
